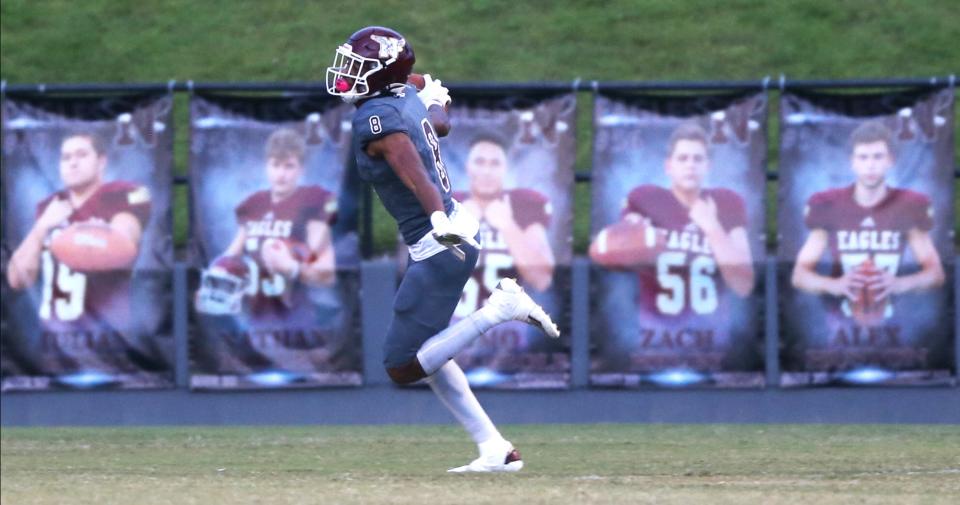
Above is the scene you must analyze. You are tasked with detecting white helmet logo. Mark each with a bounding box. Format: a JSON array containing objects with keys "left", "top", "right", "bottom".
[{"left": 371, "top": 35, "right": 405, "bottom": 60}]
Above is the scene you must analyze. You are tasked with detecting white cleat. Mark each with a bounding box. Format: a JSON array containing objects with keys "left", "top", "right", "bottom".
[
  {"left": 485, "top": 278, "right": 560, "bottom": 338},
  {"left": 448, "top": 441, "right": 524, "bottom": 473}
]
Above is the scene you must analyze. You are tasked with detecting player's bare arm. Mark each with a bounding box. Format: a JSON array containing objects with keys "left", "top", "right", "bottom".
[
  {"left": 426, "top": 105, "right": 451, "bottom": 137},
  {"left": 791, "top": 228, "right": 868, "bottom": 300},
  {"left": 416, "top": 74, "right": 452, "bottom": 137},
  {"left": 689, "top": 196, "right": 754, "bottom": 297},
  {"left": 372, "top": 131, "right": 478, "bottom": 255},
  {"left": 301, "top": 219, "right": 336, "bottom": 286},
  {"left": 6, "top": 197, "right": 73, "bottom": 290},
  {"left": 107, "top": 211, "right": 144, "bottom": 265},
  {"left": 367, "top": 132, "right": 445, "bottom": 215},
  {"left": 484, "top": 196, "right": 554, "bottom": 291},
  {"left": 870, "top": 228, "right": 944, "bottom": 301},
  {"left": 260, "top": 220, "right": 335, "bottom": 286}
]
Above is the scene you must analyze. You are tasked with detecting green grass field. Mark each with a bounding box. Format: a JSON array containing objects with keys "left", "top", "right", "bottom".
[
  {"left": 2, "top": 0, "right": 957, "bottom": 253},
  {"left": 2, "top": 424, "right": 959, "bottom": 504}
]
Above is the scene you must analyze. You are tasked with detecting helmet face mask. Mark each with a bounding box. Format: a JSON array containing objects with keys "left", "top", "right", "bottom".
[
  {"left": 326, "top": 44, "right": 383, "bottom": 102},
  {"left": 195, "top": 257, "right": 253, "bottom": 315},
  {"left": 326, "top": 26, "right": 415, "bottom": 103}
]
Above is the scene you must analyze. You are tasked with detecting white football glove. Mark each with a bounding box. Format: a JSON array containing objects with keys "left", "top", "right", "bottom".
[
  {"left": 431, "top": 211, "right": 479, "bottom": 261},
  {"left": 417, "top": 74, "right": 451, "bottom": 110}
]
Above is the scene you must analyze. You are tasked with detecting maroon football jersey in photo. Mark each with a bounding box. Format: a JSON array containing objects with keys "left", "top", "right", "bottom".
[
  {"left": 623, "top": 184, "right": 748, "bottom": 320},
  {"left": 234, "top": 185, "right": 336, "bottom": 321},
  {"left": 452, "top": 188, "right": 551, "bottom": 315},
  {"left": 805, "top": 184, "right": 933, "bottom": 276},
  {"left": 36, "top": 180, "right": 152, "bottom": 329},
  {"left": 804, "top": 184, "right": 933, "bottom": 319}
]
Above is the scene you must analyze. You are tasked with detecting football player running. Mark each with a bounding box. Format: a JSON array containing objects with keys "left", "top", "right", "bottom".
[
  {"left": 791, "top": 120, "right": 944, "bottom": 319},
  {"left": 327, "top": 26, "right": 559, "bottom": 473}
]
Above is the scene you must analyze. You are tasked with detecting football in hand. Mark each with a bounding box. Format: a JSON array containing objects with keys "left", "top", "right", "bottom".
[
  {"left": 850, "top": 258, "right": 889, "bottom": 326},
  {"left": 407, "top": 73, "right": 425, "bottom": 90},
  {"left": 50, "top": 222, "right": 138, "bottom": 272},
  {"left": 589, "top": 219, "right": 666, "bottom": 269},
  {"left": 262, "top": 238, "right": 317, "bottom": 267}
]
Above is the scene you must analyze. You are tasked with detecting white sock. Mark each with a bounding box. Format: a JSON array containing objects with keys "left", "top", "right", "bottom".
[
  {"left": 425, "top": 361, "right": 502, "bottom": 445},
  {"left": 416, "top": 308, "right": 499, "bottom": 375},
  {"left": 478, "top": 437, "right": 511, "bottom": 460}
]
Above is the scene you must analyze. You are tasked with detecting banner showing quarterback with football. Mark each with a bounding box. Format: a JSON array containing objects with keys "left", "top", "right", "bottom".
[
  {"left": 1, "top": 92, "right": 175, "bottom": 390},
  {"left": 188, "top": 93, "right": 362, "bottom": 389},
  {"left": 433, "top": 91, "right": 575, "bottom": 388},
  {"left": 778, "top": 88, "right": 955, "bottom": 386},
  {"left": 589, "top": 91, "right": 767, "bottom": 388}
]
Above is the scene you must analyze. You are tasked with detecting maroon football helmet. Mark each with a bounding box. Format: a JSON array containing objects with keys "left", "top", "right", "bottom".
[
  {"left": 195, "top": 255, "right": 254, "bottom": 315},
  {"left": 326, "top": 26, "right": 416, "bottom": 103}
]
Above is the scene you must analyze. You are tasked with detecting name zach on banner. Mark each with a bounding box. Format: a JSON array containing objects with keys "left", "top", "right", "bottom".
[{"left": 589, "top": 90, "right": 768, "bottom": 388}]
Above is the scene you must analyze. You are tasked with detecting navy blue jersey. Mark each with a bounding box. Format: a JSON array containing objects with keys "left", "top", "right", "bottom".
[{"left": 352, "top": 86, "right": 454, "bottom": 245}]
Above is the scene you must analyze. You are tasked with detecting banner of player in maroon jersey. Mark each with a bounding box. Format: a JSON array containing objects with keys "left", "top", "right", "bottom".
[
  {"left": 589, "top": 91, "right": 768, "bottom": 388},
  {"left": 1, "top": 93, "right": 175, "bottom": 390},
  {"left": 188, "top": 93, "right": 362, "bottom": 389},
  {"left": 433, "top": 90, "right": 575, "bottom": 388},
  {"left": 778, "top": 88, "right": 955, "bottom": 386}
]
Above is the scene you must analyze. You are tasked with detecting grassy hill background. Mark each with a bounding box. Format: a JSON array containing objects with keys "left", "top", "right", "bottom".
[{"left": 2, "top": 0, "right": 957, "bottom": 252}]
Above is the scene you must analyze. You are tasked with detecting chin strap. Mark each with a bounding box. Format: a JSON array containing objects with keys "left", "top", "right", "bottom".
[
  {"left": 341, "top": 84, "right": 405, "bottom": 105},
  {"left": 342, "top": 89, "right": 382, "bottom": 105}
]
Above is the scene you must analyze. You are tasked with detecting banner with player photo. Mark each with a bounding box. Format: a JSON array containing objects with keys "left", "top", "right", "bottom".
[
  {"left": 432, "top": 89, "right": 576, "bottom": 388},
  {"left": 188, "top": 92, "right": 362, "bottom": 389},
  {"left": 1, "top": 92, "right": 175, "bottom": 391},
  {"left": 778, "top": 87, "right": 955, "bottom": 386},
  {"left": 589, "top": 90, "right": 768, "bottom": 388}
]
